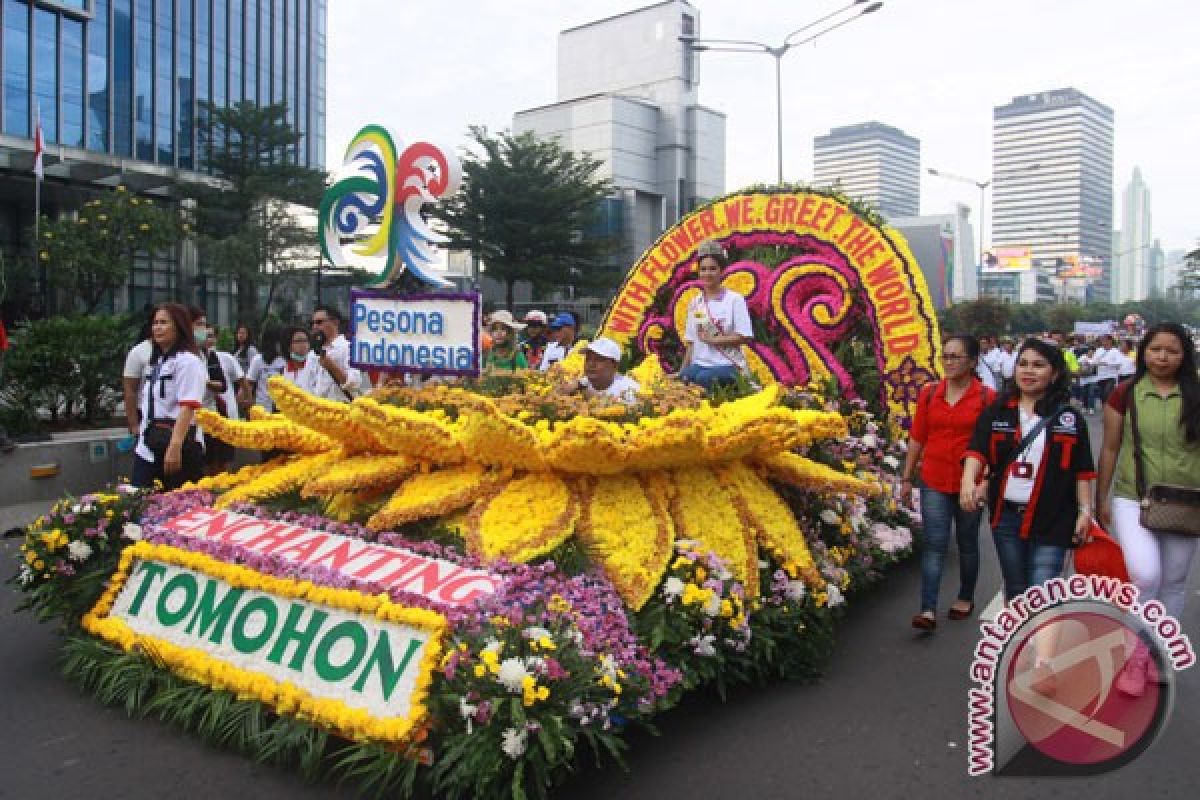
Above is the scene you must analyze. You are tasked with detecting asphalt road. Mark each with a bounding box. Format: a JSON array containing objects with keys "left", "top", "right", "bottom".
[{"left": 2, "top": 412, "right": 1198, "bottom": 798}]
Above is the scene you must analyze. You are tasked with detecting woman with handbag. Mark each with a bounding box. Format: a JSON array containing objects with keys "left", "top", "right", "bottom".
[
  {"left": 902, "top": 334, "right": 996, "bottom": 631},
  {"left": 132, "top": 303, "right": 207, "bottom": 490},
  {"left": 1095, "top": 323, "right": 1200, "bottom": 696},
  {"left": 960, "top": 338, "right": 1096, "bottom": 600}
]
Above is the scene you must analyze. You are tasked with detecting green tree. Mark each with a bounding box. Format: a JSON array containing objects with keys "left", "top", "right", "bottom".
[
  {"left": 1044, "top": 303, "right": 1081, "bottom": 333},
  {"left": 435, "top": 126, "right": 615, "bottom": 307},
  {"left": 1177, "top": 246, "right": 1200, "bottom": 298},
  {"left": 35, "top": 186, "right": 181, "bottom": 313},
  {"left": 939, "top": 296, "right": 1011, "bottom": 336},
  {"left": 188, "top": 101, "right": 325, "bottom": 326}
]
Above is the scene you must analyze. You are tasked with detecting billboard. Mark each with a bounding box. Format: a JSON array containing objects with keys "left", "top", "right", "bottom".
[{"left": 982, "top": 245, "right": 1032, "bottom": 273}]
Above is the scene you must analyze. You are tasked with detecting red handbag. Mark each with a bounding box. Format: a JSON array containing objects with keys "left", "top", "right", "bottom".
[{"left": 1074, "top": 519, "right": 1130, "bottom": 583}]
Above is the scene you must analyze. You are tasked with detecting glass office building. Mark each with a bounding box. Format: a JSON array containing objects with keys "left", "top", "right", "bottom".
[
  {"left": 1, "top": 0, "right": 326, "bottom": 169},
  {"left": 0, "top": 0, "right": 326, "bottom": 319}
]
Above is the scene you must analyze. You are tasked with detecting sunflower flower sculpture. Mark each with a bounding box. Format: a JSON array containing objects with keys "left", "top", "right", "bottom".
[{"left": 192, "top": 372, "right": 878, "bottom": 610}]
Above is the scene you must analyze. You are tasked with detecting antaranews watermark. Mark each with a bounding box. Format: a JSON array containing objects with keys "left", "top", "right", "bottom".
[{"left": 967, "top": 574, "right": 1195, "bottom": 777}]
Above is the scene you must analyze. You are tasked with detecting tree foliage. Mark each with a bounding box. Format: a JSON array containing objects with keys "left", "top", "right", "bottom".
[
  {"left": 187, "top": 102, "right": 326, "bottom": 326},
  {"left": 434, "top": 126, "right": 615, "bottom": 307},
  {"left": 35, "top": 187, "right": 181, "bottom": 313},
  {"left": 1178, "top": 246, "right": 1200, "bottom": 297},
  {"left": 937, "top": 296, "right": 1011, "bottom": 336}
]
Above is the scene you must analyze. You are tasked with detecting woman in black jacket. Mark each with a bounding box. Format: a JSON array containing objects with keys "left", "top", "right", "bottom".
[{"left": 959, "top": 338, "right": 1096, "bottom": 600}]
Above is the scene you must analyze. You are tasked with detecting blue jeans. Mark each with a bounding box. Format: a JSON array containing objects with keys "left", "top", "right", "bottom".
[
  {"left": 918, "top": 489, "right": 983, "bottom": 612},
  {"left": 992, "top": 506, "right": 1067, "bottom": 600},
  {"left": 679, "top": 363, "right": 740, "bottom": 390}
]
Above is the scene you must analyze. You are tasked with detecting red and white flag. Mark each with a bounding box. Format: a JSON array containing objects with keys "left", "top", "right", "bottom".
[{"left": 33, "top": 104, "right": 44, "bottom": 181}]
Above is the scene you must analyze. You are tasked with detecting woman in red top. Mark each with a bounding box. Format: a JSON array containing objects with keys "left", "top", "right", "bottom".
[{"left": 901, "top": 334, "right": 996, "bottom": 630}]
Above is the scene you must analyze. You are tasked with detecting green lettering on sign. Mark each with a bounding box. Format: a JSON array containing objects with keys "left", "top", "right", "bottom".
[
  {"left": 184, "top": 579, "right": 245, "bottom": 643},
  {"left": 126, "top": 561, "right": 168, "bottom": 616},
  {"left": 353, "top": 631, "right": 424, "bottom": 702},
  {"left": 155, "top": 572, "right": 200, "bottom": 627},
  {"left": 232, "top": 596, "right": 279, "bottom": 654},
  {"left": 267, "top": 602, "right": 330, "bottom": 671},
  {"left": 313, "top": 620, "right": 369, "bottom": 682}
]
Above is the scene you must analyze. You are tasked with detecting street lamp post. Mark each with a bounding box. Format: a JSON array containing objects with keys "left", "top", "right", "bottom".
[
  {"left": 927, "top": 163, "right": 1042, "bottom": 273},
  {"left": 680, "top": 1, "right": 883, "bottom": 185}
]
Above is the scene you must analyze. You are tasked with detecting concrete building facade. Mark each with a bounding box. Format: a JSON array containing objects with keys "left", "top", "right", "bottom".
[
  {"left": 1113, "top": 167, "right": 1154, "bottom": 302},
  {"left": 513, "top": 0, "right": 725, "bottom": 278}
]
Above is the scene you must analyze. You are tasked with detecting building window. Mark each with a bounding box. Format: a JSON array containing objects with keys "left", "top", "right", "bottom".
[
  {"left": 86, "top": 0, "right": 109, "bottom": 151},
  {"left": 154, "top": 0, "right": 172, "bottom": 164},
  {"left": 61, "top": 15, "right": 85, "bottom": 146},
  {"left": 244, "top": 0, "right": 256, "bottom": 103},
  {"left": 133, "top": 0, "right": 152, "bottom": 159},
  {"left": 229, "top": 0, "right": 242, "bottom": 104},
  {"left": 177, "top": 0, "right": 192, "bottom": 167},
  {"left": 3, "top": 0, "right": 31, "bottom": 137},
  {"left": 113, "top": 0, "right": 131, "bottom": 154},
  {"left": 195, "top": 0, "right": 209, "bottom": 167},
  {"left": 33, "top": 6, "right": 57, "bottom": 142}
]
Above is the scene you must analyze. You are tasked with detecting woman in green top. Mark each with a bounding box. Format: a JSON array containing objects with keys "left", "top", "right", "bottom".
[
  {"left": 1096, "top": 322, "right": 1200, "bottom": 696},
  {"left": 483, "top": 310, "right": 529, "bottom": 372}
]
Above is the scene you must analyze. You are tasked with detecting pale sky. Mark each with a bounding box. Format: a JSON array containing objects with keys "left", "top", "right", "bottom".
[{"left": 327, "top": 0, "right": 1200, "bottom": 256}]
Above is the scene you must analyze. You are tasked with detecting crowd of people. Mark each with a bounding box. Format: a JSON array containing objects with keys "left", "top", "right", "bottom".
[{"left": 904, "top": 323, "right": 1200, "bottom": 698}]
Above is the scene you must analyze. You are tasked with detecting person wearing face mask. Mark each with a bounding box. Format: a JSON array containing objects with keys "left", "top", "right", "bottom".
[
  {"left": 281, "top": 326, "right": 319, "bottom": 391},
  {"left": 189, "top": 308, "right": 243, "bottom": 475},
  {"left": 678, "top": 239, "right": 754, "bottom": 391}
]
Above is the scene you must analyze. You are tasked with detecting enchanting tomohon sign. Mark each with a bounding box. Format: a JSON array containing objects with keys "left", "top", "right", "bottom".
[{"left": 84, "top": 543, "right": 446, "bottom": 744}]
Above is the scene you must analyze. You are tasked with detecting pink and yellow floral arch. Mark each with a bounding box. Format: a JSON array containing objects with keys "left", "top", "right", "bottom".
[{"left": 599, "top": 188, "right": 942, "bottom": 428}]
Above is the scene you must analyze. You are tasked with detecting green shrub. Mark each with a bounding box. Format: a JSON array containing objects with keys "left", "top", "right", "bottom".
[{"left": 0, "top": 315, "right": 136, "bottom": 428}]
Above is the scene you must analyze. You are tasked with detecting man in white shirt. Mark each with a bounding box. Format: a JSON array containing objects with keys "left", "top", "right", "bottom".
[
  {"left": 557, "top": 337, "right": 640, "bottom": 404},
  {"left": 981, "top": 335, "right": 1007, "bottom": 384},
  {"left": 1092, "top": 334, "right": 1125, "bottom": 403},
  {"left": 122, "top": 338, "right": 154, "bottom": 436},
  {"left": 538, "top": 313, "right": 577, "bottom": 372},
  {"left": 309, "top": 305, "right": 361, "bottom": 402},
  {"left": 998, "top": 337, "right": 1017, "bottom": 388}
]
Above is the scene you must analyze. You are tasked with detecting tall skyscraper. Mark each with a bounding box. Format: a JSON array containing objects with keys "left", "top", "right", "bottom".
[
  {"left": 812, "top": 121, "right": 920, "bottom": 220},
  {"left": 514, "top": 1, "right": 725, "bottom": 275},
  {"left": 1114, "top": 168, "right": 1154, "bottom": 302},
  {"left": 991, "top": 89, "right": 1114, "bottom": 302}
]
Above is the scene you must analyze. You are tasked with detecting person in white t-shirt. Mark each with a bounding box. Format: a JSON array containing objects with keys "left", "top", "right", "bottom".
[
  {"left": 309, "top": 305, "right": 361, "bottom": 402},
  {"left": 1092, "top": 334, "right": 1125, "bottom": 403},
  {"left": 1117, "top": 339, "right": 1137, "bottom": 378},
  {"left": 241, "top": 325, "right": 287, "bottom": 413},
  {"left": 538, "top": 313, "right": 577, "bottom": 371},
  {"left": 679, "top": 240, "right": 754, "bottom": 391},
  {"left": 280, "top": 326, "right": 320, "bottom": 391},
  {"left": 122, "top": 337, "right": 153, "bottom": 436},
  {"left": 557, "top": 337, "right": 641, "bottom": 405},
  {"left": 133, "top": 303, "right": 207, "bottom": 490}
]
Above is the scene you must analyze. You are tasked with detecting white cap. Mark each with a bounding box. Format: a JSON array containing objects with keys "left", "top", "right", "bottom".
[{"left": 584, "top": 337, "right": 622, "bottom": 362}]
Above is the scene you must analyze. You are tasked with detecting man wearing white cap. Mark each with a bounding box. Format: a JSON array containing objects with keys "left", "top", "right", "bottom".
[
  {"left": 559, "top": 337, "right": 640, "bottom": 404},
  {"left": 521, "top": 310, "right": 549, "bottom": 367}
]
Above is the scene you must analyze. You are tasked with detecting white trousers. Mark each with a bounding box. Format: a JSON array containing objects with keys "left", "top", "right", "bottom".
[{"left": 1112, "top": 497, "right": 1200, "bottom": 620}]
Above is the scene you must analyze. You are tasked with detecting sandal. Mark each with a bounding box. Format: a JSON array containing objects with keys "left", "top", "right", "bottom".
[
  {"left": 947, "top": 602, "right": 975, "bottom": 621},
  {"left": 911, "top": 611, "right": 937, "bottom": 631}
]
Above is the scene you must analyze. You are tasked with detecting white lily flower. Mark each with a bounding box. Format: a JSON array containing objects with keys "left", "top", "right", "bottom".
[
  {"left": 67, "top": 540, "right": 94, "bottom": 562},
  {"left": 500, "top": 728, "right": 528, "bottom": 759}
]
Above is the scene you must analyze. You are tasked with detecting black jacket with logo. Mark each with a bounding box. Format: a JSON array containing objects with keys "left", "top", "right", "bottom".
[{"left": 964, "top": 398, "right": 1096, "bottom": 547}]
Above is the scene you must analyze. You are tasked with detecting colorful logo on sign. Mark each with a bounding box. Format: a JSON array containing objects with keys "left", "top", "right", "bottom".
[
  {"left": 319, "top": 124, "right": 461, "bottom": 288},
  {"left": 599, "top": 188, "right": 941, "bottom": 427}
]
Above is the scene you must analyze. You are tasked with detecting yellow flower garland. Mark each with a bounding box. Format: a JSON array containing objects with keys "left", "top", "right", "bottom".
[
  {"left": 82, "top": 542, "right": 446, "bottom": 746},
  {"left": 194, "top": 410, "right": 337, "bottom": 454},
  {"left": 215, "top": 452, "right": 342, "bottom": 509},
  {"left": 757, "top": 451, "right": 880, "bottom": 497},
  {"left": 301, "top": 454, "right": 418, "bottom": 498},
  {"left": 268, "top": 377, "right": 387, "bottom": 453},
  {"left": 715, "top": 462, "right": 816, "bottom": 573},
  {"left": 668, "top": 466, "right": 759, "bottom": 597}
]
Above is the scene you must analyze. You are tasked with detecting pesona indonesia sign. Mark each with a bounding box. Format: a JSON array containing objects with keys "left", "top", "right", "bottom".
[
  {"left": 161, "top": 507, "right": 502, "bottom": 606},
  {"left": 84, "top": 543, "right": 446, "bottom": 745},
  {"left": 349, "top": 289, "right": 481, "bottom": 378}
]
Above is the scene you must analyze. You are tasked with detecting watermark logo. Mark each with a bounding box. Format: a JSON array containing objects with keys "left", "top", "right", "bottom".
[{"left": 968, "top": 575, "right": 1194, "bottom": 776}]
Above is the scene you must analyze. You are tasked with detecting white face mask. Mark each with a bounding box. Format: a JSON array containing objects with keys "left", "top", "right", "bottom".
[
  {"left": 194, "top": 328, "right": 208, "bottom": 345},
  {"left": 290, "top": 351, "right": 307, "bottom": 361}
]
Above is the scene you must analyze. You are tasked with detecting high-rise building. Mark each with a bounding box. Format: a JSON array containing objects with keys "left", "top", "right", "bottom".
[
  {"left": 991, "top": 89, "right": 1114, "bottom": 302},
  {"left": 1114, "top": 168, "right": 1153, "bottom": 302},
  {"left": 1, "top": 0, "right": 327, "bottom": 316},
  {"left": 514, "top": 1, "right": 725, "bottom": 282},
  {"left": 812, "top": 121, "right": 920, "bottom": 220}
]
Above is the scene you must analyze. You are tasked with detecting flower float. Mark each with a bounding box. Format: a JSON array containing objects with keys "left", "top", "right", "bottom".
[{"left": 191, "top": 374, "right": 876, "bottom": 611}]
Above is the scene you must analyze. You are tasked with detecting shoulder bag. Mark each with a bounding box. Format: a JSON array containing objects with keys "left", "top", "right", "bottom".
[{"left": 1129, "top": 393, "right": 1200, "bottom": 536}]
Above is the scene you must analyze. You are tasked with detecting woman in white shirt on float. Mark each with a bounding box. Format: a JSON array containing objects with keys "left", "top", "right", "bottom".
[
  {"left": 679, "top": 239, "right": 754, "bottom": 391},
  {"left": 132, "top": 303, "right": 208, "bottom": 490}
]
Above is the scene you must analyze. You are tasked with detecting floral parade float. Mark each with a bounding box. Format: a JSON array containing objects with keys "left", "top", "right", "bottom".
[{"left": 10, "top": 121, "right": 938, "bottom": 799}]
